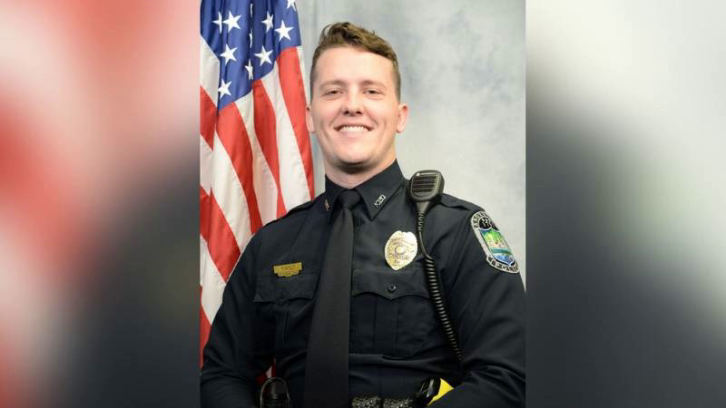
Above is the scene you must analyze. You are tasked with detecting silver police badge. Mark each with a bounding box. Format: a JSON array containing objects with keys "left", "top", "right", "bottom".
[
  {"left": 471, "top": 211, "right": 519, "bottom": 273},
  {"left": 384, "top": 231, "right": 418, "bottom": 270}
]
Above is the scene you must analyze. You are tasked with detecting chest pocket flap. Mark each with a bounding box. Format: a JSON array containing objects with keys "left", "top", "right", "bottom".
[
  {"left": 253, "top": 273, "right": 318, "bottom": 303},
  {"left": 351, "top": 265, "right": 430, "bottom": 300}
]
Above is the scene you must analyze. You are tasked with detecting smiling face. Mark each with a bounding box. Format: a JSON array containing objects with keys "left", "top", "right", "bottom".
[{"left": 306, "top": 46, "right": 409, "bottom": 186}]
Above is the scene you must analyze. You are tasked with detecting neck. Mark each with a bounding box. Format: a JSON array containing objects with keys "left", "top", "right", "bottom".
[{"left": 325, "top": 158, "right": 396, "bottom": 189}]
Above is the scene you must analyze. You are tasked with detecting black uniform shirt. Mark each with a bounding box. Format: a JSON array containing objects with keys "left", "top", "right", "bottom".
[{"left": 201, "top": 161, "right": 525, "bottom": 408}]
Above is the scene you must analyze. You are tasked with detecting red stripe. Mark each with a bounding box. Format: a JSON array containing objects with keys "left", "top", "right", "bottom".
[
  {"left": 200, "top": 86, "right": 216, "bottom": 148},
  {"left": 216, "top": 103, "right": 263, "bottom": 233},
  {"left": 252, "top": 81, "right": 286, "bottom": 217},
  {"left": 200, "top": 186, "right": 239, "bottom": 281},
  {"left": 277, "top": 48, "right": 315, "bottom": 199},
  {"left": 200, "top": 288, "right": 211, "bottom": 367},
  {"left": 199, "top": 186, "right": 210, "bottom": 239}
]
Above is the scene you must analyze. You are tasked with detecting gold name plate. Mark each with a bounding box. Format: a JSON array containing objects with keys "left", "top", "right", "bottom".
[{"left": 273, "top": 262, "right": 302, "bottom": 277}]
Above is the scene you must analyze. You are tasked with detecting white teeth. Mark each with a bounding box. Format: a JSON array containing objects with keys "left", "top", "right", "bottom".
[{"left": 338, "top": 125, "right": 368, "bottom": 133}]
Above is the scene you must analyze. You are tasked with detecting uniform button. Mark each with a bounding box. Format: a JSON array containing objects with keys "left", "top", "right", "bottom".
[{"left": 387, "top": 284, "right": 397, "bottom": 293}]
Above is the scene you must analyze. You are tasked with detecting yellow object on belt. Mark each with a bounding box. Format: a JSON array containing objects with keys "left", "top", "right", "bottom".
[{"left": 428, "top": 379, "right": 453, "bottom": 405}]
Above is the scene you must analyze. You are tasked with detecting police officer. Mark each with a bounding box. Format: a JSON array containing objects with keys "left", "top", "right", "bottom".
[{"left": 201, "top": 22, "right": 525, "bottom": 408}]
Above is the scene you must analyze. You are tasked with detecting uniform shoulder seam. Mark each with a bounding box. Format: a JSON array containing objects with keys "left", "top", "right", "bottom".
[
  {"left": 440, "top": 193, "right": 484, "bottom": 212},
  {"left": 262, "top": 195, "right": 321, "bottom": 228}
]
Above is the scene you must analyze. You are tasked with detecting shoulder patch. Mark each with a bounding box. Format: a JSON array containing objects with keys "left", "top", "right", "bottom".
[{"left": 470, "top": 211, "right": 519, "bottom": 274}]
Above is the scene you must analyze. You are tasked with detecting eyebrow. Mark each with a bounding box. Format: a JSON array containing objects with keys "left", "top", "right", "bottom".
[{"left": 317, "top": 79, "right": 387, "bottom": 89}]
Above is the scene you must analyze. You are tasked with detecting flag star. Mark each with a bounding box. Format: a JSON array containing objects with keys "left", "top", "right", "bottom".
[
  {"left": 212, "top": 12, "right": 223, "bottom": 33},
  {"left": 218, "top": 79, "right": 232, "bottom": 98},
  {"left": 275, "top": 21, "right": 293, "bottom": 42},
  {"left": 286, "top": 0, "right": 297, "bottom": 11},
  {"left": 254, "top": 45, "right": 273, "bottom": 66},
  {"left": 262, "top": 12, "right": 273, "bottom": 32},
  {"left": 245, "top": 60, "right": 254, "bottom": 80},
  {"left": 220, "top": 44, "right": 237, "bottom": 65},
  {"left": 223, "top": 11, "right": 241, "bottom": 31}
]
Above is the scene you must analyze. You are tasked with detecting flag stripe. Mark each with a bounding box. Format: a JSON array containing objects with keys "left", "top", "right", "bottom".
[
  {"left": 200, "top": 235, "right": 228, "bottom": 321},
  {"left": 200, "top": 135, "right": 214, "bottom": 194},
  {"left": 199, "top": 186, "right": 240, "bottom": 281},
  {"left": 262, "top": 63, "right": 312, "bottom": 211},
  {"left": 278, "top": 47, "right": 315, "bottom": 199},
  {"left": 199, "top": 37, "right": 219, "bottom": 106},
  {"left": 200, "top": 86, "right": 216, "bottom": 148},
  {"left": 234, "top": 95, "right": 279, "bottom": 226},
  {"left": 252, "top": 81, "right": 286, "bottom": 218},
  {"left": 216, "top": 103, "right": 263, "bottom": 233},
  {"left": 210, "top": 128, "right": 253, "bottom": 251},
  {"left": 200, "top": 289, "right": 212, "bottom": 365}
]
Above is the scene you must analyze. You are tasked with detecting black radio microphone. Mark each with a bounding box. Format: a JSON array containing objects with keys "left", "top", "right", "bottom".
[{"left": 408, "top": 170, "right": 462, "bottom": 362}]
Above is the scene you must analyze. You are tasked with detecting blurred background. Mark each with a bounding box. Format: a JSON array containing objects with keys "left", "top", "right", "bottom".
[
  {"left": 527, "top": 1, "right": 726, "bottom": 407},
  {"left": 1, "top": 0, "right": 725, "bottom": 407},
  {"left": 0, "top": 1, "right": 199, "bottom": 407}
]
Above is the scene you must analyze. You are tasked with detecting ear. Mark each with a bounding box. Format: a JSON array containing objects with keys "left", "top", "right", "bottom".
[
  {"left": 395, "top": 103, "right": 409, "bottom": 133},
  {"left": 305, "top": 105, "right": 315, "bottom": 134}
]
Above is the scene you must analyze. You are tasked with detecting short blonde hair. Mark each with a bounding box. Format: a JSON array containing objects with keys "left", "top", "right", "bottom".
[{"left": 310, "top": 22, "right": 401, "bottom": 99}]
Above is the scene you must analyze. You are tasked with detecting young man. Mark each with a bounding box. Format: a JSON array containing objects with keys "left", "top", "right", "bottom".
[{"left": 201, "top": 22, "right": 525, "bottom": 408}]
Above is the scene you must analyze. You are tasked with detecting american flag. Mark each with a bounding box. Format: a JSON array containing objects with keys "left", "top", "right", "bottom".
[{"left": 199, "top": 0, "right": 314, "bottom": 363}]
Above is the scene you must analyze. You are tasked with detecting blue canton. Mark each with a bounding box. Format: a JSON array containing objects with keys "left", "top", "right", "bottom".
[{"left": 201, "top": 0, "right": 303, "bottom": 110}]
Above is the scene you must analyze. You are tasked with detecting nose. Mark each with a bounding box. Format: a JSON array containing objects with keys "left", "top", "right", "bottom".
[{"left": 342, "top": 92, "right": 362, "bottom": 115}]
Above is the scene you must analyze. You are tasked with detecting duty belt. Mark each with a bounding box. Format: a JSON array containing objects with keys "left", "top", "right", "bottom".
[{"left": 351, "top": 396, "right": 416, "bottom": 408}]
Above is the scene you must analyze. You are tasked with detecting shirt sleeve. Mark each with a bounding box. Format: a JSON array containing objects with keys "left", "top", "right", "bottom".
[
  {"left": 430, "top": 211, "right": 526, "bottom": 408},
  {"left": 201, "top": 235, "right": 274, "bottom": 408}
]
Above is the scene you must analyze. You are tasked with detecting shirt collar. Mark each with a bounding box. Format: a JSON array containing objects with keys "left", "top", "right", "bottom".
[{"left": 323, "top": 161, "right": 405, "bottom": 221}]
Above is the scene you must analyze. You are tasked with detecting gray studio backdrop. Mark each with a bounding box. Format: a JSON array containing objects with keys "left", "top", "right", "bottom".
[{"left": 297, "top": 0, "right": 526, "bottom": 281}]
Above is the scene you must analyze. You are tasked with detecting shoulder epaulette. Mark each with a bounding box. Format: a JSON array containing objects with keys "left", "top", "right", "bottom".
[
  {"left": 286, "top": 196, "right": 318, "bottom": 214},
  {"left": 440, "top": 194, "right": 480, "bottom": 212},
  {"left": 262, "top": 195, "right": 320, "bottom": 228}
]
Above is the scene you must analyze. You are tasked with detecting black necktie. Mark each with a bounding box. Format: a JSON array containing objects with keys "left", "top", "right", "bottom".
[{"left": 304, "top": 190, "right": 361, "bottom": 408}]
